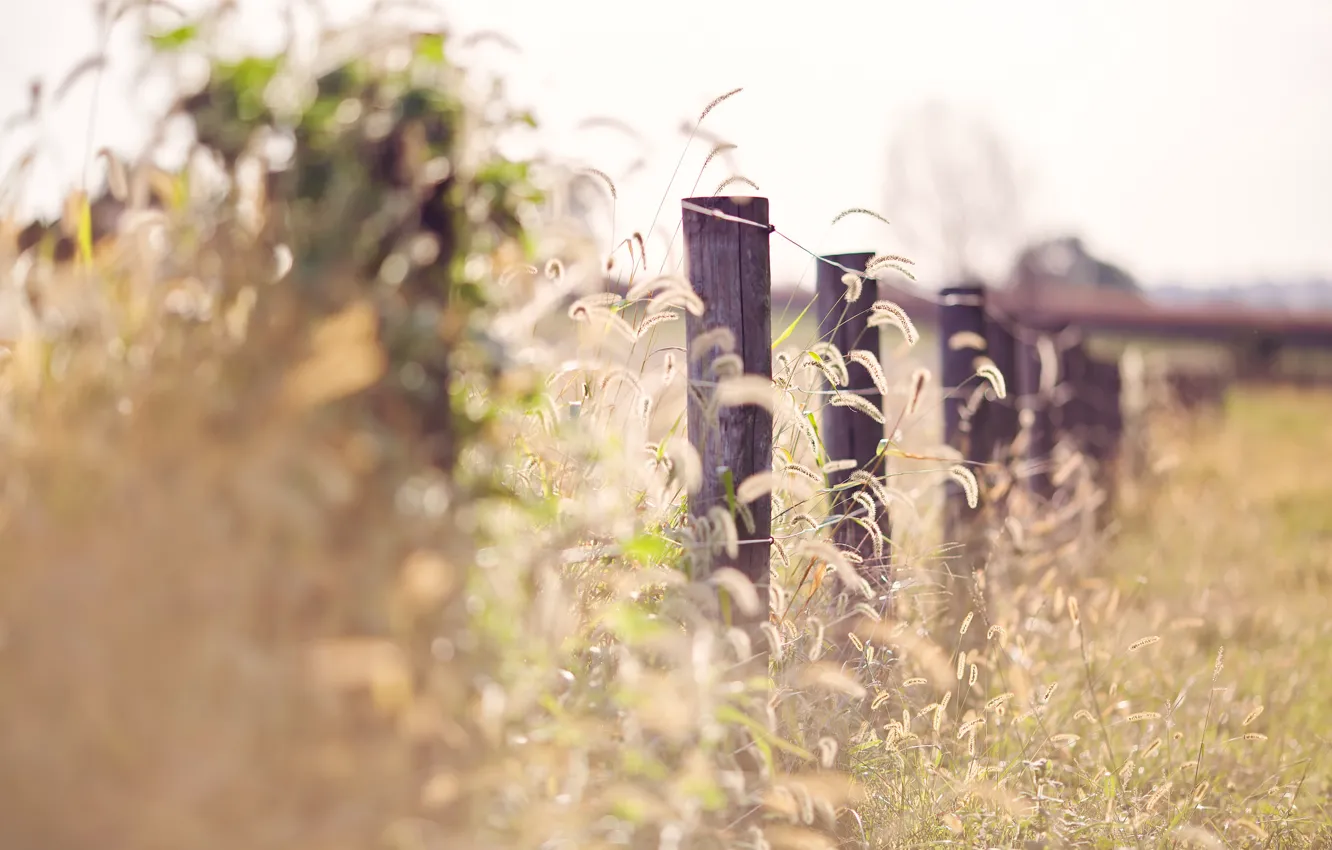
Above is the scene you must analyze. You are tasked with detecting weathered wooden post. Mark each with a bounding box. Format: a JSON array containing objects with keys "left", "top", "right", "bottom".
[
  {"left": 1015, "top": 330, "right": 1058, "bottom": 500},
  {"left": 939, "top": 282, "right": 990, "bottom": 636},
  {"left": 982, "top": 312, "right": 1020, "bottom": 465},
  {"left": 681, "top": 196, "right": 774, "bottom": 627},
  {"left": 816, "top": 252, "right": 892, "bottom": 588},
  {"left": 940, "top": 282, "right": 990, "bottom": 518},
  {"left": 1058, "top": 339, "right": 1093, "bottom": 457}
]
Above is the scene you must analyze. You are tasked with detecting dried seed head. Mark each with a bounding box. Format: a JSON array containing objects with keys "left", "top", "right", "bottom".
[
  {"left": 868, "top": 300, "right": 919, "bottom": 346},
  {"left": 1126, "top": 712, "right": 1162, "bottom": 722},
  {"left": 902, "top": 677, "right": 927, "bottom": 688},
  {"left": 947, "top": 331, "right": 987, "bottom": 352},
  {"left": 830, "top": 391, "right": 885, "bottom": 424},
  {"left": 1041, "top": 682, "right": 1058, "bottom": 703},
  {"left": 1066, "top": 596, "right": 1080, "bottom": 626},
  {"left": 1128, "top": 636, "right": 1161, "bottom": 653},
  {"left": 1213, "top": 646, "right": 1225, "bottom": 681},
  {"left": 1242, "top": 706, "right": 1264, "bottom": 727},
  {"left": 973, "top": 356, "right": 1007, "bottom": 400},
  {"left": 959, "top": 612, "right": 975, "bottom": 636},
  {"left": 968, "top": 663, "right": 978, "bottom": 687},
  {"left": 846, "top": 349, "right": 889, "bottom": 397},
  {"left": 841, "top": 272, "right": 863, "bottom": 304},
  {"left": 906, "top": 368, "right": 930, "bottom": 415},
  {"left": 948, "top": 465, "right": 980, "bottom": 510}
]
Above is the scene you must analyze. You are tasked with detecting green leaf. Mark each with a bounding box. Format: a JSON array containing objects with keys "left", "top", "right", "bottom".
[
  {"left": 772, "top": 299, "right": 814, "bottom": 348},
  {"left": 716, "top": 705, "right": 815, "bottom": 762},
  {"left": 415, "top": 33, "right": 446, "bottom": 64},
  {"left": 75, "top": 196, "right": 93, "bottom": 266},
  {"left": 621, "top": 532, "right": 673, "bottom": 566},
  {"left": 150, "top": 24, "right": 198, "bottom": 51}
]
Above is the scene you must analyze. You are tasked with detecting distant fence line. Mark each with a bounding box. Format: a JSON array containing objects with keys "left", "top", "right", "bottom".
[{"left": 675, "top": 195, "right": 1140, "bottom": 630}]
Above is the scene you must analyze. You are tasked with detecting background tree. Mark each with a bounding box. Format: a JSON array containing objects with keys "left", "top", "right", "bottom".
[{"left": 882, "top": 100, "right": 1027, "bottom": 285}]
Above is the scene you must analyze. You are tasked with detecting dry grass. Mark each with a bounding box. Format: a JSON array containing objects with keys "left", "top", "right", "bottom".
[{"left": 1, "top": 7, "right": 1331, "bottom": 849}]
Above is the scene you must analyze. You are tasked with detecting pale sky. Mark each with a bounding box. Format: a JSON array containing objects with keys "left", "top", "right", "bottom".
[{"left": 3, "top": 0, "right": 1331, "bottom": 290}]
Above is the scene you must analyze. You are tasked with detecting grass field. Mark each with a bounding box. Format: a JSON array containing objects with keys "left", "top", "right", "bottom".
[
  {"left": 1028, "top": 385, "right": 1332, "bottom": 845},
  {"left": 5, "top": 14, "right": 1332, "bottom": 847}
]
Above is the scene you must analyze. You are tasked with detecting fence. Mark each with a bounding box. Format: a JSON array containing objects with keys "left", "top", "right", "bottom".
[{"left": 678, "top": 196, "right": 1131, "bottom": 633}]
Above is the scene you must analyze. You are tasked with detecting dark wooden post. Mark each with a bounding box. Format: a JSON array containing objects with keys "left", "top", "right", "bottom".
[
  {"left": 1058, "top": 340, "right": 1093, "bottom": 457},
  {"left": 1015, "top": 330, "right": 1058, "bottom": 500},
  {"left": 681, "top": 196, "right": 773, "bottom": 623},
  {"left": 982, "top": 313, "right": 1020, "bottom": 465},
  {"left": 939, "top": 282, "right": 989, "bottom": 637},
  {"left": 816, "top": 252, "right": 892, "bottom": 589},
  {"left": 940, "top": 282, "right": 990, "bottom": 518}
]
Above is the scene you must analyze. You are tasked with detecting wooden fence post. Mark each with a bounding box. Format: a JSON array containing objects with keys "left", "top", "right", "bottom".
[
  {"left": 816, "top": 252, "right": 893, "bottom": 603},
  {"left": 940, "top": 282, "right": 990, "bottom": 516},
  {"left": 681, "top": 196, "right": 774, "bottom": 627},
  {"left": 1015, "top": 330, "right": 1058, "bottom": 500},
  {"left": 982, "top": 313, "right": 1020, "bottom": 466},
  {"left": 939, "top": 282, "right": 989, "bottom": 632}
]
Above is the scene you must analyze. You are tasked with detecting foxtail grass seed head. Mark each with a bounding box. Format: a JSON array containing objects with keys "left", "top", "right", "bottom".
[
  {"left": 634, "top": 312, "right": 679, "bottom": 340},
  {"left": 1144, "top": 781, "right": 1173, "bottom": 812},
  {"left": 841, "top": 272, "right": 863, "bottom": 304},
  {"left": 1242, "top": 706, "right": 1264, "bottom": 727},
  {"left": 697, "top": 87, "right": 742, "bottom": 124},
  {"left": 868, "top": 300, "right": 919, "bottom": 346},
  {"left": 830, "top": 392, "right": 885, "bottom": 424},
  {"left": 846, "top": 349, "right": 890, "bottom": 397},
  {"left": 1066, "top": 596, "right": 1080, "bottom": 626},
  {"left": 1243, "top": 732, "right": 1268, "bottom": 741},
  {"left": 831, "top": 208, "right": 891, "bottom": 227},
  {"left": 1144, "top": 737, "right": 1163, "bottom": 758},
  {"left": 848, "top": 632, "right": 864, "bottom": 653},
  {"left": 985, "top": 693, "right": 1014, "bottom": 712},
  {"left": 1213, "top": 646, "right": 1225, "bottom": 681},
  {"left": 948, "top": 465, "right": 980, "bottom": 509},
  {"left": 956, "top": 652, "right": 966, "bottom": 681},
  {"left": 947, "top": 330, "right": 987, "bottom": 352},
  {"left": 1126, "top": 712, "right": 1162, "bottom": 722},
  {"left": 871, "top": 691, "right": 892, "bottom": 711},
  {"left": 959, "top": 612, "right": 974, "bottom": 636},
  {"left": 968, "top": 663, "right": 978, "bottom": 687},
  {"left": 986, "top": 625, "right": 1006, "bottom": 642},
  {"left": 699, "top": 142, "right": 737, "bottom": 175},
  {"left": 903, "top": 677, "right": 927, "bottom": 688},
  {"left": 1041, "top": 682, "right": 1058, "bottom": 703},
  {"left": 817, "top": 736, "right": 838, "bottom": 769},
  {"left": 1074, "top": 709, "right": 1094, "bottom": 723},
  {"left": 1128, "top": 636, "right": 1161, "bottom": 652},
  {"left": 1191, "top": 781, "right": 1209, "bottom": 804},
  {"left": 580, "top": 167, "right": 617, "bottom": 200},
  {"left": 973, "top": 356, "right": 1007, "bottom": 400},
  {"left": 906, "top": 367, "right": 930, "bottom": 415},
  {"left": 714, "top": 175, "right": 759, "bottom": 196}
]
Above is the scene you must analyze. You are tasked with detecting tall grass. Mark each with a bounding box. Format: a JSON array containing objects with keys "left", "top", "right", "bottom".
[{"left": 1, "top": 5, "right": 1329, "bottom": 849}]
